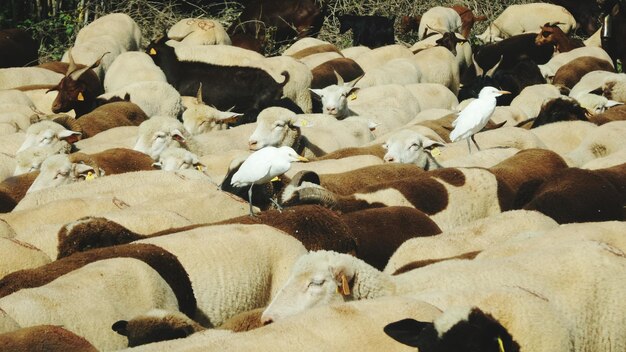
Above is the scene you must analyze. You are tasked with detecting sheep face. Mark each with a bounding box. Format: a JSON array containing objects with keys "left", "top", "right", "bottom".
[
  {"left": 261, "top": 251, "right": 353, "bottom": 324},
  {"left": 248, "top": 108, "right": 299, "bottom": 150},
  {"left": 14, "top": 143, "right": 71, "bottom": 175},
  {"left": 17, "top": 121, "right": 81, "bottom": 153},
  {"left": 153, "top": 147, "right": 203, "bottom": 171},
  {"left": 182, "top": 103, "right": 242, "bottom": 135},
  {"left": 383, "top": 130, "right": 444, "bottom": 169},
  {"left": 384, "top": 307, "right": 520, "bottom": 352},
  {"left": 310, "top": 84, "right": 356, "bottom": 117},
  {"left": 134, "top": 117, "right": 188, "bottom": 160},
  {"left": 26, "top": 154, "right": 97, "bottom": 193}
]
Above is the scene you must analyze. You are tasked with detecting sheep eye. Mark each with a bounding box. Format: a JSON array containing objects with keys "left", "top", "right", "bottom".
[
  {"left": 155, "top": 132, "right": 166, "bottom": 139},
  {"left": 308, "top": 279, "right": 325, "bottom": 287},
  {"left": 382, "top": 143, "right": 388, "bottom": 150},
  {"left": 409, "top": 143, "right": 421, "bottom": 150},
  {"left": 275, "top": 122, "right": 285, "bottom": 128},
  {"left": 542, "top": 31, "right": 550, "bottom": 37}
]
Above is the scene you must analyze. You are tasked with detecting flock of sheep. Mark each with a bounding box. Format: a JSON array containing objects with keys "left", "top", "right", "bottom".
[{"left": 0, "top": 1, "right": 625, "bottom": 351}]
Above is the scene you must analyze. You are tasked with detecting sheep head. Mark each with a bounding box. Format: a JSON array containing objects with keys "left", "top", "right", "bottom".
[
  {"left": 248, "top": 107, "right": 305, "bottom": 151},
  {"left": 26, "top": 154, "right": 99, "bottom": 194},
  {"left": 182, "top": 84, "right": 243, "bottom": 135},
  {"left": 48, "top": 48, "right": 106, "bottom": 116},
  {"left": 383, "top": 130, "right": 445, "bottom": 170},
  {"left": 17, "top": 120, "right": 81, "bottom": 153},
  {"left": 133, "top": 116, "right": 189, "bottom": 160},
  {"left": 310, "top": 71, "right": 363, "bottom": 118},
  {"left": 153, "top": 147, "right": 205, "bottom": 172}
]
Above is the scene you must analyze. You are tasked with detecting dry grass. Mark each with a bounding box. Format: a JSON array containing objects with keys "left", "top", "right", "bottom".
[{"left": 41, "top": 0, "right": 548, "bottom": 58}]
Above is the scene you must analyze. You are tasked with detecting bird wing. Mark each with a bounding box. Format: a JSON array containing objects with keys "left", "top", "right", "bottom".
[
  {"left": 450, "top": 99, "right": 495, "bottom": 142},
  {"left": 231, "top": 150, "right": 275, "bottom": 187}
]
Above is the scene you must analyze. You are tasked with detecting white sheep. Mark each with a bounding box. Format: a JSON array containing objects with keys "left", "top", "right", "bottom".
[
  {"left": 0, "top": 89, "right": 37, "bottom": 108},
  {"left": 16, "top": 120, "right": 80, "bottom": 153},
  {"left": 264, "top": 223, "right": 626, "bottom": 352},
  {"left": 357, "top": 58, "right": 422, "bottom": 88},
  {"left": 134, "top": 224, "right": 307, "bottom": 327},
  {"left": 404, "top": 84, "right": 458, "bottom": 111},
  {"left": 103, "top": 51, "right": 167, "bottom": 92},
  {"left": 352, "top": 44, "right": 414, "bottom": 72},
  {"left": 182, "top": 89, "right": 242, "bottom": 135},
  {"left": 476, "top": 3, "right": 577, "bottom": 42},
  {"left": 576, "top": 93, "right": 623, "bottom": 115},
  {"left": 566, "top": 121, "right": 626, "bottom": 166},
  {"left": 65, "top": 13, "right": 142, "bottom": 79},
  {"left": 14, "top": 142, "right": 71, "bottom": 175},
  {"left": 509, "top": 84, "right": 564, "bottom": 119},
  {"left": 248, "top": 107, "right": 375, "bottom": 158},
  {"left": 381, "top": 129, "right": 445, "bottom": 170},
  {"left": 282, "top": 37, "right": 333, "bottom": 56},
  {"left": 411, "top": 46, "right": 460, "bottom": 94},
  {"left": 417, "top": 6, "right": 463, "bottom": 39},
  {"left": 384, "top": 209, "right": 558, "bottom": 274},
  {"left": 25, "top": 154, "right": 98, "bottom": 194},
  {"left": 0, "top": 237, "right": 51, "bottom": 280},
  {"left": 168, "top": 18, "right": 231, "bottom": 46},
  {"left": 409, "top": 32, "right": 472, "bottom": 74},
  {"left": 117, "top": 297, "right": 442, "bottom": 352},
  {"left": 98, "top": 81, "right": 184, "bottom": 118},
  {"left": 340, "top": 45, "right": 371, "bottom": 59},
  {"left": 531, "top": 120, "right": 598, "bottom": 156},
  {"left": 539, "top": 46, "right": 614, "bottom": 81},
  {"left": 0, "top": 258, "right": 180, "bottom": 351},
  {"left": 0, "top": 67, "right": 63, "bottom": 90},
  {"left": 153, "top": 147, "right": 204, "bottom": 172}
]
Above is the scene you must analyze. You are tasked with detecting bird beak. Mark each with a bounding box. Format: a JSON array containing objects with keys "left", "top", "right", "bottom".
[
  {"left": 498, "top": 90, "right": 511, "bottom": 95},
  {"left": 297, "top": 156, "right": 309, "bottom": 162}
]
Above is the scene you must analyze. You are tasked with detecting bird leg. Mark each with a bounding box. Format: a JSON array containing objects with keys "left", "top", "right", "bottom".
[
  {"left": 248, "top": 184, "right": 256, "bottom": 217},
  {"left": 471, "top": 135, "right": 481, "bottom": 151},
  {"left": 269, "top": 197, "right": 283, "bottom": 213},
  {"left": 466, "top": 138, "right": 472, "bottom": 154}
]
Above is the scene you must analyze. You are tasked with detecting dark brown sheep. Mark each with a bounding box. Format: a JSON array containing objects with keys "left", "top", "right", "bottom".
[
  {"left": 112, "top": 310, "right": 204, "bottom": 348},
  {"left": 310, "top": 58, "right": 365, "bottom": 89},
  {"left": 47, "top": 49, "right": 105, "bottom": 117},
  {"left": 0, "top": 171, "right": 39, "bottom": 213},
  {"left": 529, "top": 98, "right": 590, "bottom": 128},
  {"left": 0, "top": 243, "right": 196, "bottom": 317},
  {"left": 0, "top": 325, "right": 98, "bottom": 352},
  {"left": 340, "top": 206, "right": 442, "bottom": 270},
  {"left": 489, "top": 149, "right": 569, "bottom": 208},
  {"left": 0, "top": 28, "right": 38, "bottom": 68},
  {"left": 535, "top": 23, "right": 584, "bottom": 53},
  {"left": 523, "top": 166, "right": 625, "bottom": 223},
  {"left": 52, "top": 101, "right": 148, "bottom": 138},
  {"left": 67, "top": 148, "right": 155, "bottom": 176},
  {"left": 312, "top": 144, "right": 386, "bottom": 160},
  {"left": 57, "top": 205, "right": 357, "bottom": 258},
  {"left": 552, "top": 56, "right": 615, "bottom": 89}
]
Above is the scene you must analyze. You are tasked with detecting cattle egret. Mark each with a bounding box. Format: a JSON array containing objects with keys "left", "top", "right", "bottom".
[
  {"left": 450, "top": 86, "right": 510, "bottom": 153},
  {"left": 231, "top": 146, "right": 308, "bottom": 215}
]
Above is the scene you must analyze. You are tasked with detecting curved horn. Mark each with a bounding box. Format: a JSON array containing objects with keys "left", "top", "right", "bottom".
[
  {"left": 290, "top": 170, "right": 321, "bottom": 187},
  {"left": 293, "top": 187, "right": 338, "bottom": 208},
  {"left": 196, "top": 82, "right": 203, "bottom": 104},
  {"left": 333, "top": 70, "right": 344, "bottom": 85}
]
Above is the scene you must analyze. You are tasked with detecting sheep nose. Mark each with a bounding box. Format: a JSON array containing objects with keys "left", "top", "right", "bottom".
[
  {"left": 384, "top": 155, "right": 395, "bottom": 163},
  {"left": 248, "top": 140, "right": 258, "bottom": 150},
  {"left": 326, "top": 107, "right": 337, "bottom": 115},
  {"left": 261, "top": 315, "right": 273, "bottom": 325}
]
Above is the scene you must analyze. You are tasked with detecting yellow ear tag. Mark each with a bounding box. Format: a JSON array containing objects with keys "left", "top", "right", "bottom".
[
  {"left": 196, "top": 165, "right": 203, "bottom": 171},
  {"left": 149, "top": 48, "right": 157, "bottom": 55},
  {"left": 271, "top": 176, "right": 280, "bottom": 182},
  {"left": 77, "top": 92, "right": 85, "bottom": 101},
  {"left": 340, "top": 274, "right": 350, "bottom": 296},
  {"left": 85, "top": 171, "right": 96, "bottom": 181},
  {"left": 299, "top": 119, "right": 309, "bottom": 127},
  {"left": 349, "top": 93, "right": 357, "bottom": 101},
  {"left": 431, "top": 147, "right": 441, "bottom": 158},
  {"left": 497, "top": 337, "right": 505, "bottom": 352}
]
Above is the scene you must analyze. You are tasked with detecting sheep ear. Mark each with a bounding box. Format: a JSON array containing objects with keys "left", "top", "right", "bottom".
[
  {"left": 383, "top": 318, "right": 433, "bottom": 347},
  {"left": 152, "top": 161, "right": 163, "bottom": 169},
  {"left": 74, "top": 163, "right": 96, "bottom": 180},
  {"left": 57, "top": 130, "right": 82, "bottom": 144},
  {"left": 423, "top": 138, "right": 445, "bottom": 150},
  {"left": 218, "top": 110, "right": 243, "bottom": 123},
  {"left": 112, "top": 320, "right": 129, "bottom": 336},
  {"left": 171, "top": 129, "right": 186, "bottom": 143},
  {"left": 606, "top": 100, "right": 623, "bottom": 108}
]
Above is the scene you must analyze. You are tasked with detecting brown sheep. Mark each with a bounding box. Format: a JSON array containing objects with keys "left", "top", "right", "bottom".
[
  {"left": 589, "top": 104, "right": 626, "bottom": 125},
  {"left": 310, "top": 58, "right": 365, "bottom": 89},
  {"left": 0, "top": 325, "right": 98, "bottom": 352},
  {"left": 312, "top": 144, "right": 387, "bottom": 160},
  {"left": 489, "top": 148, "right": 569, "bottom": 208},
  {"left": 0, "top": 172, "right": 39, "bottom": 213},
  {"left": 552, "top": 56, "right": 615, "bottom": 89},
  {"left": 52, "top": 101, "right": 148, "bottom": 138},
  {"left": 535, "top": 22, "right": 584, "bottom": 53},
  {"left": 523, "top": 165, "right": 625, "bottom": 223}
]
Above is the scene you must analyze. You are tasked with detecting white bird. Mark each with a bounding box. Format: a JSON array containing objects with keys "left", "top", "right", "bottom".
[
  {"left": 450, "top": 86, "right": 510, "bottom": 153},
  {"left": 230, "top": 146, "right": 308, "bottom": 216}
]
